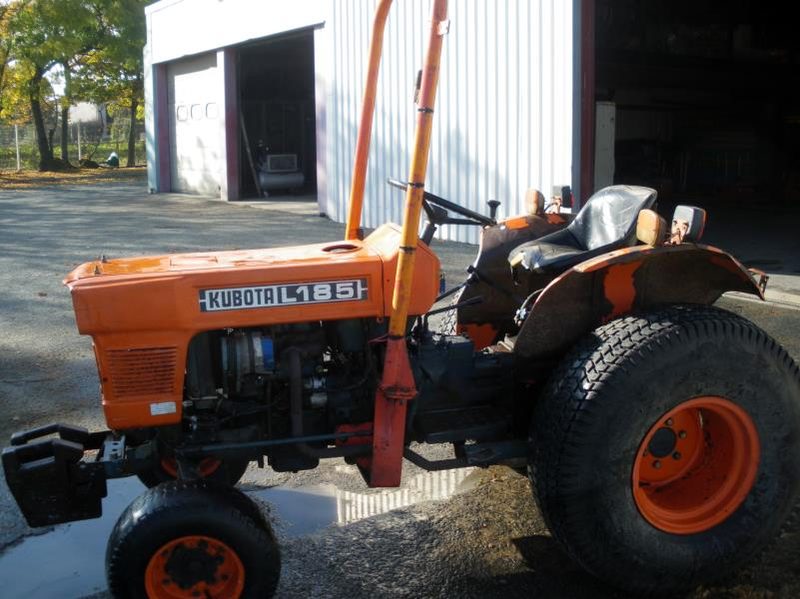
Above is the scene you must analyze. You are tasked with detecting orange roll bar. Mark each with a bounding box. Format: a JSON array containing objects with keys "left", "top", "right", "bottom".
[
  {"left": 386, "top": 0, "right": 448, "bottom": 337},
  {"left": 345, "top": 0, "right": 394, "bottom": 241},
  {"left": 370, "top": 0, "right": 450, "bottom": 487}
]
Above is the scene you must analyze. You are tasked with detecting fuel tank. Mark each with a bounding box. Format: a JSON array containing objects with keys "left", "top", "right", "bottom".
[{"left": 64, "top": 224, "right": 439, "bottom": 430}]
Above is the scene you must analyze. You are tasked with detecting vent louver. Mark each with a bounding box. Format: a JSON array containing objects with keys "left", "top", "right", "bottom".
[{"left": 106, "top": 347, "right": 177, "bottom": 397}]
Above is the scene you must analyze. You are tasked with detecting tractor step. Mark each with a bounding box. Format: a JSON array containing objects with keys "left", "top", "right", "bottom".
[{"left": 414, "top": 406, "right": 511, "bottom": 443}]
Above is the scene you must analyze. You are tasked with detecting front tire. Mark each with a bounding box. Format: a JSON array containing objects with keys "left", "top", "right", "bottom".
[
  {"left": 136, "top": 448, "right": 249, "bottom": 489},
  {"left": 106, "top": 480, "right": 280, "bottom": 599},
  {"left": 530, "top": 305, "right": 800, "bottom": 594}
]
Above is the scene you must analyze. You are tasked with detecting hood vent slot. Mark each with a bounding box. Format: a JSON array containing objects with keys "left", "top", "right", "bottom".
[{"left": 106, "top": 347, "right": 177, "bottom": 397}]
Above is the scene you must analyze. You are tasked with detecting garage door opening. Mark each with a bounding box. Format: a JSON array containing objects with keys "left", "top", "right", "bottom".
[
  {"left": 592, "top": 0, "right": 800, "bottom": 282},
  {"left": 594, "top": 1, "right": 800, "bottom": 209},
  {"left": 238, "top": 31, "right": 317, "bottom": 200}
]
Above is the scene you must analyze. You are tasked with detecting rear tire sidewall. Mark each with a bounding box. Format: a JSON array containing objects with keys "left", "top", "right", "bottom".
[
  {"left": 597, "top": 345, "right": 796, "bottom": 576},
  {"left": 533, "top": 307, "right": 800, "bottom": 589}
]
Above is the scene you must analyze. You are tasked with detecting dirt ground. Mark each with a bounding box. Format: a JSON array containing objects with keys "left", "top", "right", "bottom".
[
  {"left": 0, "top": 166, "right": 146, "bottom": 189},
  {"left": 0, "top": 176, "right": 798, "bottom": 598}
]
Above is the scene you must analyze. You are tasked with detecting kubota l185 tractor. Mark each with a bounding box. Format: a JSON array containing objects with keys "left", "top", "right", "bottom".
[{"left": 4, "top": 1, "right": 799, "bottom": 597}]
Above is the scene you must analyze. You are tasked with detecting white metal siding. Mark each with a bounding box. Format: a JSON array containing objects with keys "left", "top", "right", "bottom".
[
  {"left": 167, "top": 53, "right": 222, "bottom": 195},
  {"left": 324, "top": 0, "right": 574, "bottom": 244}
]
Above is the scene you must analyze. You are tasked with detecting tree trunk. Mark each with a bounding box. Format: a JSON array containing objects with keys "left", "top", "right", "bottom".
[
  {"left": 29, "top": 67, "right": 54, "bottom": 171},
  {"left": 47, "top": 108, "right": 58, "bottom": 160},
  {"left": 60, "top": 65, "right": 71, "bottom": 164},
  {"left": 126, "top": 96, "right": 138, "bottom": 167},
  {"left": 60, "top": 105, "right": 69, "bottom": 163}
]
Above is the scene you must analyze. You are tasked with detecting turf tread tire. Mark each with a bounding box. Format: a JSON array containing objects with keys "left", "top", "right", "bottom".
[
  {"left": 437, "top": 287, "right": 463, "bottom": 335},
  {"left": 529, "top": 305, "right": 800, "bottom": 595}
]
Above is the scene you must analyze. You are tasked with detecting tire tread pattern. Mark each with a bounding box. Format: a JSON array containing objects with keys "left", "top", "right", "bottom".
[
  {"left": 106, "top": 479, "right": 279, "bottom": 599},
  {"left": 529, "top": 304, "right": 800, "bottom": 594}
]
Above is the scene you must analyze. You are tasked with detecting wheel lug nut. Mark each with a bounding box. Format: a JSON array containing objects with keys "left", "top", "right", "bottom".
[
  {"left": 653, "top": 460, "right": 662, "bottom": 469},
  {"left": 678, "top": 430, "right": 687, "bottom": 439},
  {"left": 665, "top": 418, "right": 674, "bottom": 426},
  {"left": 672, "top": 452, "right": 681, "bottom": 460}
]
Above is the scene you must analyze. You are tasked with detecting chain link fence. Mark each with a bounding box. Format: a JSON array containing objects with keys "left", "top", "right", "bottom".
[{"left": 0, "top": 117, "right": 145, "bottom": 171}]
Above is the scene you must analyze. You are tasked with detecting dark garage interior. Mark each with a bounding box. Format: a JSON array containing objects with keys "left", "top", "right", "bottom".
[
  {"left": 237, "top": 31, "right": 317, "bottom": 199},
  {"left": 594, "top": 0, "right": 800, "bottom": 283}
]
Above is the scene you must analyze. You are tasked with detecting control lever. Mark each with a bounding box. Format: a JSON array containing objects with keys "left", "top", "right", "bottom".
[{"left": 487, "top": 200, "right": 500, "bottom": 220}]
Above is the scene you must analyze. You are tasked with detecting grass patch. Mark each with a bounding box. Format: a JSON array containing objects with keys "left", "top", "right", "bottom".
[
  {"left": 0, "top": 141, "right": 146, "bottom": 172},
  {"left": 0, "top": 166, "right": 147, "bottom": 189}
]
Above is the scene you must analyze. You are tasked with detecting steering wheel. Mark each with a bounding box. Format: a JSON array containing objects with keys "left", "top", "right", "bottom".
[{"left": 387, "top": 178, "right": 495, "bottom": 235}]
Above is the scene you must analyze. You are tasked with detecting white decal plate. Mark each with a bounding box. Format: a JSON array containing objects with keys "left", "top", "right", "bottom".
[
  {"left": 150, "top": 401, "right": 177, "bottom": 416},
  {"left": 198, "top": 279, "right": 368, "bottom": 312}
]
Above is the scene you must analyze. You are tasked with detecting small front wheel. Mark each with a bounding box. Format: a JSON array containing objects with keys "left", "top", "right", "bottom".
[
  {"left": 136, "top": 444, "right": 249, "bottom": 489},
  {"left": 106, "top": 480, "right": 280, "bottom": 599},
  {"left": 530, "top": 305, "right": 800, "bottom": 594}
]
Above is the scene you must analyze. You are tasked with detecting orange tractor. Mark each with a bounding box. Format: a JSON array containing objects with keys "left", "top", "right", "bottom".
[{"left": 4, "top": 1, "right": 799, "bottom": 597}]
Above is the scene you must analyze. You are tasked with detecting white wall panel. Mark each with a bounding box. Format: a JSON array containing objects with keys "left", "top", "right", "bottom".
[
  {"left": 145, "top": 0, "right": 574, "bottom": 242},
  {"left": 324, "top": 0, "right": 574, "bottom": 244},
  {"left": 146, "top": 0, "right": 326, "bottom": 65}
]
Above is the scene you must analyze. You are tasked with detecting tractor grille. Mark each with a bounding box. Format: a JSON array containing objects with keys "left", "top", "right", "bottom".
[{"left": 106, "top": 347, "right": 178, "bottom": 397}]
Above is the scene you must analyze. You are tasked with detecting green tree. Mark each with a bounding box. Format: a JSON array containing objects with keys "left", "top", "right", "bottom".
[
  {"left": 6, "top": 0, "right": 105, "bottom": 170},
  {"left": 0, "top": 60, "right": 55, "bottom": 124},
  {"left": 0, "top": 1, "right": 29, "bottom": 118},
  {"left": 74, "top": 0, "right": 147, "bottom": 167}
]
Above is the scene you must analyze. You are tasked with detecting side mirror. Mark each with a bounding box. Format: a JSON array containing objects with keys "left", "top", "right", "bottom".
[{"left": 670, "top": 205, "right": 707, "bottom": 244}]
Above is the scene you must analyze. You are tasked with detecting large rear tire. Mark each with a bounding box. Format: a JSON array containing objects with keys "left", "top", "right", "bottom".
[
  {"left": 529, "top": 305, "right": 800, "bottom": 594},
  {"left": 106, "top": 480, "right": 280, "bottom": 599}
]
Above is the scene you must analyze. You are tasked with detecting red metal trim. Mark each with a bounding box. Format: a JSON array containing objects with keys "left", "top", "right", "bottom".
[
  {"left": 579, "top": 0, "right": 595, "bottom": 203},
  {"left": 155, "top": 63, "right": 171, "bottom": 192},
  {"left": 370, "top": 336, "right": 417, "bottom": 487},
  {"left": 222, "top": 48, "right": 239, "bottom": 201}
]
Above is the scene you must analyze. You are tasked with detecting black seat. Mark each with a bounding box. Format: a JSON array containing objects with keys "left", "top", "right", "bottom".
[{"left": 509, "top": 185, "right": 657, "bottom": 273}]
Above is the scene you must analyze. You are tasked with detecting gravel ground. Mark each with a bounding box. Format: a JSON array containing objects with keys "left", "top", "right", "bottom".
[{"left": 1, "top": 177, "right": 798, "bottom": 598}]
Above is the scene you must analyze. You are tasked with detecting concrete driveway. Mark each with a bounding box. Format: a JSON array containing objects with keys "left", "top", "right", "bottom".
[{"left": 1, "top": 179, "right": 798, "bottom": 598}]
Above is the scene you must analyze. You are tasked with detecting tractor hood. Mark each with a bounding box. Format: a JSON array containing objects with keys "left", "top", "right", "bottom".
[{"left": 63, "top": 223, "right": 440, "bottom": 336}]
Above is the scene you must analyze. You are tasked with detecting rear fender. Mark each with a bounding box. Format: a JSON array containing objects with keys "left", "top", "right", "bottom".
[
  {"left": 457, "top": 212, "right": 572, "bottom": 330},
  {"left": 513, "top": 244, "right": 763, "bottom": 360}
]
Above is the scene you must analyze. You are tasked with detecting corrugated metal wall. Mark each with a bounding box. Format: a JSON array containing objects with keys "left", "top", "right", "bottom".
[{"left": 324, "top": 0, "right": 574, "bottom": 244}]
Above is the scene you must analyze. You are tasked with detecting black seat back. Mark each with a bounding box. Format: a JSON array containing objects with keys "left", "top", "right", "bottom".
[{"left": 568, "top": 185, "right": 657, "bottom": 250}]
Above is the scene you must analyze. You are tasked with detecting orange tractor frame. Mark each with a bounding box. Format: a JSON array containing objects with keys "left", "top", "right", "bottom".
[{"left": 4, "top": 2, "right": 799, "bottom": 598}]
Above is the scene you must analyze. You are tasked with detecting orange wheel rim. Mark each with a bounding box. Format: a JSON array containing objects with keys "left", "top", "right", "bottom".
[
  {"left": 145, "top": 535, "right": 245, "bottom": 599},
  {"left": 160, "top": 457, "right": 222, "bottom": 479},
  {"left": 632, "top": 396, "right": 760, "bottom": 535}
]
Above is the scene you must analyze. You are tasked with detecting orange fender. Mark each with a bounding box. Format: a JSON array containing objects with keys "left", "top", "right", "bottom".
[{"left": 514, "top": 244, "right": 763, "bottom": 360}]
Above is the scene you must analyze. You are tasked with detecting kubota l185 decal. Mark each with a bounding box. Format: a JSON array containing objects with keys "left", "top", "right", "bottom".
[{"left": 198, "top": 279, "right": 368, "bottom": 312}]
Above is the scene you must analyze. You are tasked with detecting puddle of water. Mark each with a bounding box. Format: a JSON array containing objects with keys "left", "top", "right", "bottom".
[
  {"left": 0, "top": 477, "right": 147, "bottom": 599},
  {"left": 0, "top": 468, "right": 477, "bottom": 598},
  {"left": 335, "top": 467, "right": 476, "bottom": 525},
  {"left": 251, "top": 467, "right": 478, "bottom": 534},
  {"left": 251, "top": 485, "right": 339, "bottom": 538}
]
